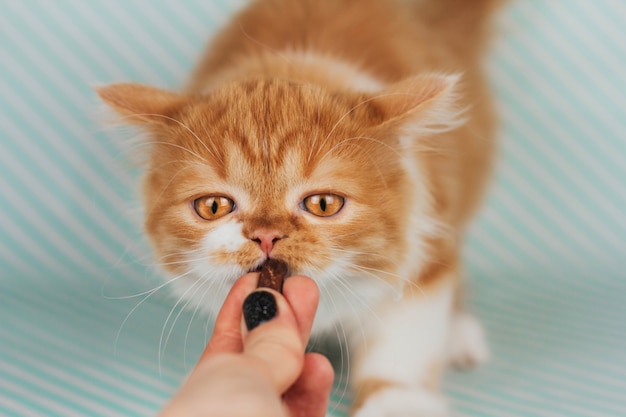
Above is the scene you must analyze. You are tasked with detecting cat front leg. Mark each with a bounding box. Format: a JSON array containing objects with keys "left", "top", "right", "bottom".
[
  {"left": 351, "top": 277, "right": 455, "bottom": 417},
  {"left": 447, "top": 311, "right": 490, "bottom": 369}
]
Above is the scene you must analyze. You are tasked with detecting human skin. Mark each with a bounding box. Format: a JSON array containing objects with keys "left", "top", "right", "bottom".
[{"left": 159, "top": 273, "right": 335, "bottom": 417}]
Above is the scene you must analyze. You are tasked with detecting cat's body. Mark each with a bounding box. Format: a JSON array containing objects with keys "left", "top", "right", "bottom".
[{"left": 99, "top": 0, "right": 499, "bottom": 414}]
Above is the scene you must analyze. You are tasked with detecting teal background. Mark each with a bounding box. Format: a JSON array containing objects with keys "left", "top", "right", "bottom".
[{"left": 1, "top": 1, "right": 625, "bottom": 416}]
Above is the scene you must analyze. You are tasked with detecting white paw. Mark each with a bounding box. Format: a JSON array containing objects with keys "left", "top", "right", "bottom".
[
  {"left": 447, "top": 312, "right": 490, "bottom": 369},
  {"left": 353, "top": 386, "right": 448, "bottom": 417}
]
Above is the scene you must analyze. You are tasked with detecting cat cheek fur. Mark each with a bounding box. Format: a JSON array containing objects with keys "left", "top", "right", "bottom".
[
  {"left": 166, "top": 221, "right": 262, "bottom": 317},
  {"left": 199, "top": 220, "right": 249, "bottom": 257}
]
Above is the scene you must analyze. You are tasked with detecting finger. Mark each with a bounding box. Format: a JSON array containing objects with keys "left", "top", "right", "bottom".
[
  {"left": 240, "top": 275, "right": 320, "bottom": 393},
  {"left": 199, "top": 273, "right": 258, "bottom": 360},
  {"left": 241, "top": 288, "right": 306, "bottom": 394},
  {"left": 283, "top": 353, "right": 335, "bottom": 417},
  {"left": 282, "top": 275, "right": 320, "bottom": 344},
  {"left": 205, "top": 274, "right": 319, "bottom": 358}
]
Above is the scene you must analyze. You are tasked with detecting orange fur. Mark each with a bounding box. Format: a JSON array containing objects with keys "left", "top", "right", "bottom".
[{"left": 98, "top": 0, "right": 499, "bottom": 413}]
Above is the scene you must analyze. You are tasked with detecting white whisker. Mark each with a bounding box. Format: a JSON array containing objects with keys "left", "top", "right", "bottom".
[
  {"left": 333, "top": 273, "right": 384, "bottom": 327},
  {"left": 324, "top": 245, "right": 427, "bottom": 299},
  {"left": 103, "top": 249, "right": 212, "bottom": 300},
  {"left": 183, "top": 276, "right": 218, "bottom": 371},
  {"left": 354, "top": 264, "right": 424, "bottom": 297},
  {"left": 158, "top": 269, "right": 209, "bottom": 376},
  {"left": 319, "top": 94, "right": 382, "bottom": 151},
  {"left": 316, "top": 280, "right": 351, "bottom": 413},
  {"left": 145, "top": 113, "right": 219, "bottom": 161},
  {"left": 113, "top": 264, "right": 201, "bottom": 369},
  {"left": 144, "top": 140, "right": 210, "bottom": 162}
]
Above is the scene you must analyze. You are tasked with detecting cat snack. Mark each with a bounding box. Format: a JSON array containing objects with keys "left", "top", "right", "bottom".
[{"left": 258, "top": 259, "right": 288, "bottom": 293}]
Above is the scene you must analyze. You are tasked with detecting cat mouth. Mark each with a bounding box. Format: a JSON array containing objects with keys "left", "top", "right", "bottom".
[{"left": 247, "top": 259, "right": 292, "bottom": 276}]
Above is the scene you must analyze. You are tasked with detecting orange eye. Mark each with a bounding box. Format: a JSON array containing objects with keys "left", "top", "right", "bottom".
[
  {"left": 303, "top": 194, "right": 344, "bottom": 217},
  {"left": 193, "top": 196, "right": 235, "bottom": 220}
]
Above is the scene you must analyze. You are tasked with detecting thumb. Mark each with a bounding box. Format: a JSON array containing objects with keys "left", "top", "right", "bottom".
[{"left": 240, "top": 277, "right": 319, "bottom": 394}]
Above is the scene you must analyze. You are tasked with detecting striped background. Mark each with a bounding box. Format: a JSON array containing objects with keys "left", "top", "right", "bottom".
[{"left": 1, "top": 1, "right": 625, "bottom": 416}]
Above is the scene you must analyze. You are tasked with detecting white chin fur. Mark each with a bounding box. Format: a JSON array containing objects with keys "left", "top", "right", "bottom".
[
  {"left": 168, "top": 220, "right": 251, "bottom": 316},
  {"left": 167, "top": 263, "right": 246, "bottom": 318},
  {"left": 169, "top": 252, "right": 400, "bottom": 336}
]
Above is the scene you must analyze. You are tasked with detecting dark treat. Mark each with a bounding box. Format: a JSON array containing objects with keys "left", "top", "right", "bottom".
[{"left": 257, "top": 259, "right": 288, "bottom": 293}]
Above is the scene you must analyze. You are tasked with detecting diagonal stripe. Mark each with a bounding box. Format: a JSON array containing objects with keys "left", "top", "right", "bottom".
[
  {"left": 515, "top": 4, "right": 626, "bottom": 167},
  {"left": 491, "top": 65, "right": 626, "bottom": 239},
  {"left": 0, "top": 10, "right": 135, "bottom": 191},
  {"left": 0, "top": 397, "right": 46, "bottom": 417},
  {"left": 84, "top": 0, "right": 186, "bottom": 79},
  {"left": 0, "top": 91, "right": 145, "bottom": 275},
  {"left": 54, "top": 0, "right": 170, "bottom": 85}
]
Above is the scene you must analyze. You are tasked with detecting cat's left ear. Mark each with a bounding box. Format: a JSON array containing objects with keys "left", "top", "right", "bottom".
[
  {"left": 369, "top": 73, "right": 464, "bottom": 135},
  {"left": 95, "top": 83, "right": 188, "bottom": 126}
]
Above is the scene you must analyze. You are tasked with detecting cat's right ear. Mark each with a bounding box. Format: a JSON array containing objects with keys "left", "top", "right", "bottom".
[
  {"left": 95, "top": 83, "right": 187, "bottom": 126},
  {"left": 368, "top": 73, "right": 465, "bottom": 136}
]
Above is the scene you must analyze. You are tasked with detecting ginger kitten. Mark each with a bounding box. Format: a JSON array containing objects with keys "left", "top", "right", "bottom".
[{"left": 98, "top": 0, "right": 500, "bottom": 414}]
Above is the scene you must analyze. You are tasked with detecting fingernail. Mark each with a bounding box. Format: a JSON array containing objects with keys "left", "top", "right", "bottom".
[{"left": 242, "top": 291, "right": 277, "bottom": 331}]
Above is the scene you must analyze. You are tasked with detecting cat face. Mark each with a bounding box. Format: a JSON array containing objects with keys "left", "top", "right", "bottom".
[{"left": 98, "top": 75, "right": 458, "bottom": 327}]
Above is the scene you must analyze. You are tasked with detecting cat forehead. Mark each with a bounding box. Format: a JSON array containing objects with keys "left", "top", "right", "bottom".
[
  {"left": 172, "top": 81, "right": 382, "bottom": 164},
  {"left": 151, "top": 79, "right": 404, "bottom": 194},
  {"left": 204, "top": 79, "right": 382, "bottom": 128}
]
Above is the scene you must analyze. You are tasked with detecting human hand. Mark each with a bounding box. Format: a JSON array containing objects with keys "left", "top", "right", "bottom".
[{"left": 159, "top": 273, "right": 334, "bottom": 417}]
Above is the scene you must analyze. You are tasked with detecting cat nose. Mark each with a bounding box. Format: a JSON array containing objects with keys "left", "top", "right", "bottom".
[{"left": 251, "top": 229, "right": 285, "bottom": 256}]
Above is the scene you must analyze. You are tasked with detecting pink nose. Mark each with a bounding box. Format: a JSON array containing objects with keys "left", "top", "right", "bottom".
[{"left": 251, "top": 230, "right": 284, "bottom": 256}]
